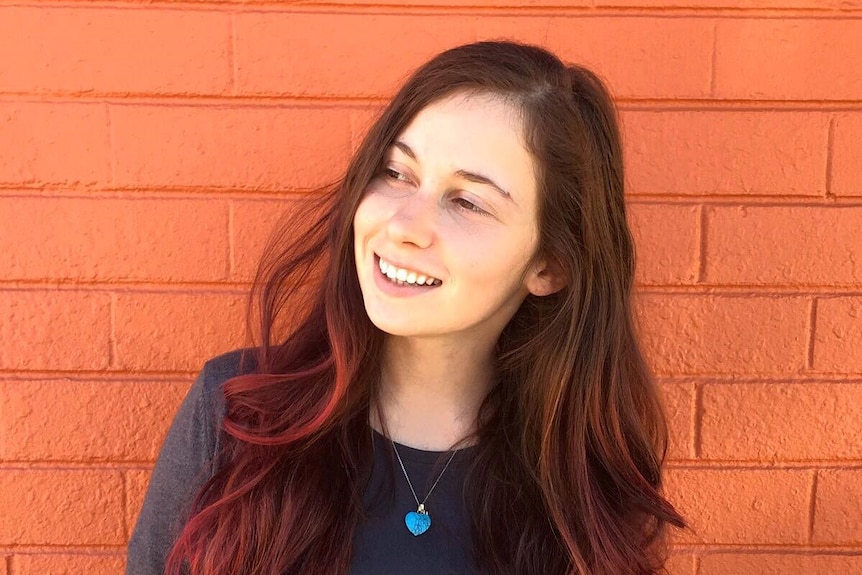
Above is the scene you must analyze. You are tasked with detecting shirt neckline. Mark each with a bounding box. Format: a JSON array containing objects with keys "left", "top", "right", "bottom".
[{"left": 369, "top": 424, "right": 479, "bottom": 465}]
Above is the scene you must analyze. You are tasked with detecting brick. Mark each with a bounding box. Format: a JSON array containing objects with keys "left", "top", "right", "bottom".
[
  {"left": 813, "top": 469, "right": 862, "bottom": 544},
  {"left": 0, "top": 290, "right": 111, "bottom": 371},
  {"left": 700, "top": 383, "right": 862, "bottom": 460},
  {"left": 832, "top": 113, "right": 862, "bottom": 196},
  {"left": 634, "top": 294, "right": 809, "bottom": 376},
  {"left": 700, "top": 553, "right": 862, "bottom": 575},
  {"left": 231, "top": 199, "right": 297, "bottom": 282},
  {"left": 114, "top": 292, "right": 247, "bottom": 372},
  {"left": 126, "top": 469, "right": 153, "bottom": 536},
  {"left": 316, "top": 0, "right": 592, "bottom": 5},
  {"left": 0, "top": 469, "right": 124, "bottom": 545},
  {"left": 715, "top": 20, "right": 862, "bottom": 101},
  {"left": 236, "top": 13, "right": 476, "bottom": 98},
  {"left": 663, "top": 552, "right": 694, "bottom": 575},
  {"left": 813, "top": 297, "right": 862, "bottom": 373},
  {"left": 663, "top": 469, "right": 810, "bottom": 544},
  {"left": 0, "top": 197, "right": 229, "bottom": 282},
  {"left": 658, "top": 383, "right": 693, "bottom": 461},
  {"left": 0, "top": 379, "right": 189, "bottom": 462},
  {"left": 510, "top": 17, "right": 713, "bottom": 99},
  {"left": 628, "top": 204, "right": 699, "bottom": 286},
  {"left": 600, "top": 0, "right": 862, "bottom": 5},
  {"left": 621, "top": 111, "right": 829, "bottom": 196},
  {"left": 112, "top": 104, "right": 352, "bottom": 191},
  {"left": 0, "top": 7, "right": 230, "bottom": 95},
  {"left": 236, "top": 14, "right": 712, "bottom": 100},
  {"left": 0, "top": 102, "right": 110, "bottom": 187},
  {"left": 704, "top": 206, "right": 862, "bottom": 286},
  {"left": 11, "top": 553, "right": 125, "bottom": 575}
]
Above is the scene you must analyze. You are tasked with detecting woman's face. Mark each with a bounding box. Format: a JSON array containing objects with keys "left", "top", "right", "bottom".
[{"left": 353, "top": 91, "right": 551, "bottom": 342}]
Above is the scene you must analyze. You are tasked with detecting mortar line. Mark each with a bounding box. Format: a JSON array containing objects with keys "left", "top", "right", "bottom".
[
  {"left": 696, "top": 204, "right": 707, "bottom": 284},
  {"left": 108, "top": 293, "right": 118, "bottom": 368},
  {"left": 807, "top": 469, "right": 819, "bottom": 543},
  {"left": 692, "top": 382, "right": 703, "bottom": 459},
  {"left": 229, "top": 11, "right": 238, "bottom": 97},
  {"left": 806, "top": 297, "right": 818, "bottom": 371},
  {"left": 121, "top": 470, "right": 130, "bottom": 542},
  {"left": 106, "top": 103, "right": 116, "bottom": 187},
  {"left": 825, "top": 116, "right": 836, "bottom": 198},
  {"left": 709, "top": 21, "right": 718, "bottom": 97},
  {"left": 227, "top": 201, "right": 235, "bottom": 280}
]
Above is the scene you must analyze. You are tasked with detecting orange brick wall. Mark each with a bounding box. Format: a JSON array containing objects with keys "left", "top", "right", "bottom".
[{"left": 1, "top": 1, "right": 860, "bottom": 574}]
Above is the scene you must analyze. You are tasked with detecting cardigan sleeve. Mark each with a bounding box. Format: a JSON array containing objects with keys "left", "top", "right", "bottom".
[{"left": 124, "top": 351, "right": 246, "bottom": 575}]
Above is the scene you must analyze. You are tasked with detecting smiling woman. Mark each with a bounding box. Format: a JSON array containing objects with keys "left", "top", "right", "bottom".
[{"left": 126, "top": 40, "right": 686, "bottom": 575}]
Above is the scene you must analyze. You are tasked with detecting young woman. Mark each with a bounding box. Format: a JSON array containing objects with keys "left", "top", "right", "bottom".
[{"left": 126, "top": 40, "right": 686, "bottom": 575}]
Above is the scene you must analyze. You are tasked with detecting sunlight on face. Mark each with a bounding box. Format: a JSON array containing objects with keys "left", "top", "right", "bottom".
[{"left": 352, "top": 91, "right": 542, "bottom": 343}]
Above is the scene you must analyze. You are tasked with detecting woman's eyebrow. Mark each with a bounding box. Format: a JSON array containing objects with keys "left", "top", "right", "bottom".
[{"left": 392, "top": 139, "right": 516, "bottom": 205}]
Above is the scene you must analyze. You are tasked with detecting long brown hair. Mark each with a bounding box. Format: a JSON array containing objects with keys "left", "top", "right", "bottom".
[{"left": 166, "top": 40, "right": 686, "bottom": 575}]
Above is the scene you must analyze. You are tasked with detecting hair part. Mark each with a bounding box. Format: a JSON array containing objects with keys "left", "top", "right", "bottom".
[{"left": 167, "top": 40, "right": 685, "bottom": 575}]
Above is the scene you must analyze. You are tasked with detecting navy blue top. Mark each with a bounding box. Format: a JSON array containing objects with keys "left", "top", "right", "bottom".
[{"left": 125, "top": 349, "right": 478, "bottom": 575}]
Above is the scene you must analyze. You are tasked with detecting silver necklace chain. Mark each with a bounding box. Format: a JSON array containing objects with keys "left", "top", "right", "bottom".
[{"left": 390, "top": 439, "right": 459, "bottom": 509}]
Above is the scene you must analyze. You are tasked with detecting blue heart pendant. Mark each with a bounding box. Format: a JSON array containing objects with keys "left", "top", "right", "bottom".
[{"left": 405, "top": 508, "right": 431, "bottom": 536}]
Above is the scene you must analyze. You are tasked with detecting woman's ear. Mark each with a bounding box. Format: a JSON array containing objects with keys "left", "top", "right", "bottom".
[{"left": 525, "top": 257, "right": 566, "bottom": 296}]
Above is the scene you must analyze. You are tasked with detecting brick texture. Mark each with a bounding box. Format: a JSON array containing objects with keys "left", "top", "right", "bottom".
[
  {"left": 813, "top": 297, "right": 862, "bottom": 374},
  {"left": 622, "top": 111, "right": 829, "bottom": 196},
  {"left": 643, "top": 0, "right": 862, "bottom": 4},
  {"left": 0, "top": 290, "right": 111, "bottom": 371},
  {"left": 628, "top": 204, "right": 699, "bottom": 286},
  {"left": 11, "top": 554, "right": 125, "bottom": 575},
  {"left": 658, "top": 383, "right": 694, "bottom": 461},
  {"left": 832, "top": 113, "right": 862, "bottom": 196},
  {"left": 663, "top": 469, "right": 810, "bottom": 544},
  {"left": 0, "top": 102, "right": 110, "bottom": 187},
  {"left": 714, "top": 20, "right": 862, "bottom": 101},
  {"left": 699, "top": 553, "right": 862, "bottom": 575},
  {"left": 664, "top": 553, "right": 694, "bottom": 575},
  {"left": 0, "top": 197, "right": 230, "bottom": 282},
  {"left": 634, "top": 294, "right": 809, "bottom": 376},
  {"left": 112, "top": 104, "right": 353, "bottom": 191},
  {"left": 0, "top": 7, "right": 230, "bottom": 96},
  {"left": 704, "top": 206, "right": 862, "bottom": 286},
  {"left": 0, "top": 470, "right": 124, "bottom": 545},
  {"left": 813, "top": 469, "right": 862, "bottom": 544},
  {"left": 113, "top": 292, "right": 248, "bottom": 372},
  {"left": 0, "top": 379, "right": 190, "bottom": 462},
  {"left": 700, "top": 383, "right": 862, "bottom": 460},
  {"left": 231, "top": 199, "right": 297, "bottom": 282}
]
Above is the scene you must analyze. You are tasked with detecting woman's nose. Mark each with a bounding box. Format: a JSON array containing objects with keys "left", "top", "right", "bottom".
[{"left": 386, "top": 193, "right": 436, "bottom": 249}]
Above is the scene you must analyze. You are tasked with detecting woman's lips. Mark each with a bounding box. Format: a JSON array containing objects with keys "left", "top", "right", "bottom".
[{"left": 372, "top": 254, "right": 440, "bottom": 297}]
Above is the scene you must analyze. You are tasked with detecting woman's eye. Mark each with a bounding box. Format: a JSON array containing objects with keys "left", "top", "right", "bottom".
[
  {"left": 383, "top": 168, "right": 410, "bottom": 183},
  {"left": 453, "top": 197, "right": 487, "bottom": 216}
]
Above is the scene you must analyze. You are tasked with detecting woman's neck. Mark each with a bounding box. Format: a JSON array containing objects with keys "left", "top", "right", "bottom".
[{"left": 370, "top": 335, "right": 495, "bottom": 451}]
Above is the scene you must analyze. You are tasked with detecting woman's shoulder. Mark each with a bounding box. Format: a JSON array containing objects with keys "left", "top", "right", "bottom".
[
  {"left": 191, "top": 347, "right": 260, "bottom": 422},
  {"left": 200, "top": 347, "right": 259, "bottom": 386}
]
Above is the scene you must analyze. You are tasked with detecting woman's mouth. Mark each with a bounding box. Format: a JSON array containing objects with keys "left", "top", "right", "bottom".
[
  {"left": 373, "top": 255, "right": 442, "bottom": 295},
  {"left": 377, "top": 256, "right": 441, "bottom": 287}
]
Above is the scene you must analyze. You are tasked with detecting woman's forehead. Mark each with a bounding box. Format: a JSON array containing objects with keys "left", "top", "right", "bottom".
[{"left": 392, "top": 93, "right": 537, "bottom": 203}]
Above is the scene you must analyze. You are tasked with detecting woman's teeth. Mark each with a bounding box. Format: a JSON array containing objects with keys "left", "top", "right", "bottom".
[{"left": 378, "top": 257, "right": 441, "bottom": 286}]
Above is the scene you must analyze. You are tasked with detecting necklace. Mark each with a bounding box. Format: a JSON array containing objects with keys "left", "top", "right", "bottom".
[{"left": 390, "top": 438, "right": 459, "bottom": 537}]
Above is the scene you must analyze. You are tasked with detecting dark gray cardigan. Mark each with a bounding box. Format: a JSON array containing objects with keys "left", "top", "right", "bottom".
[{"left": 125, "top": 349, "right": 477, "bottom": 575}]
